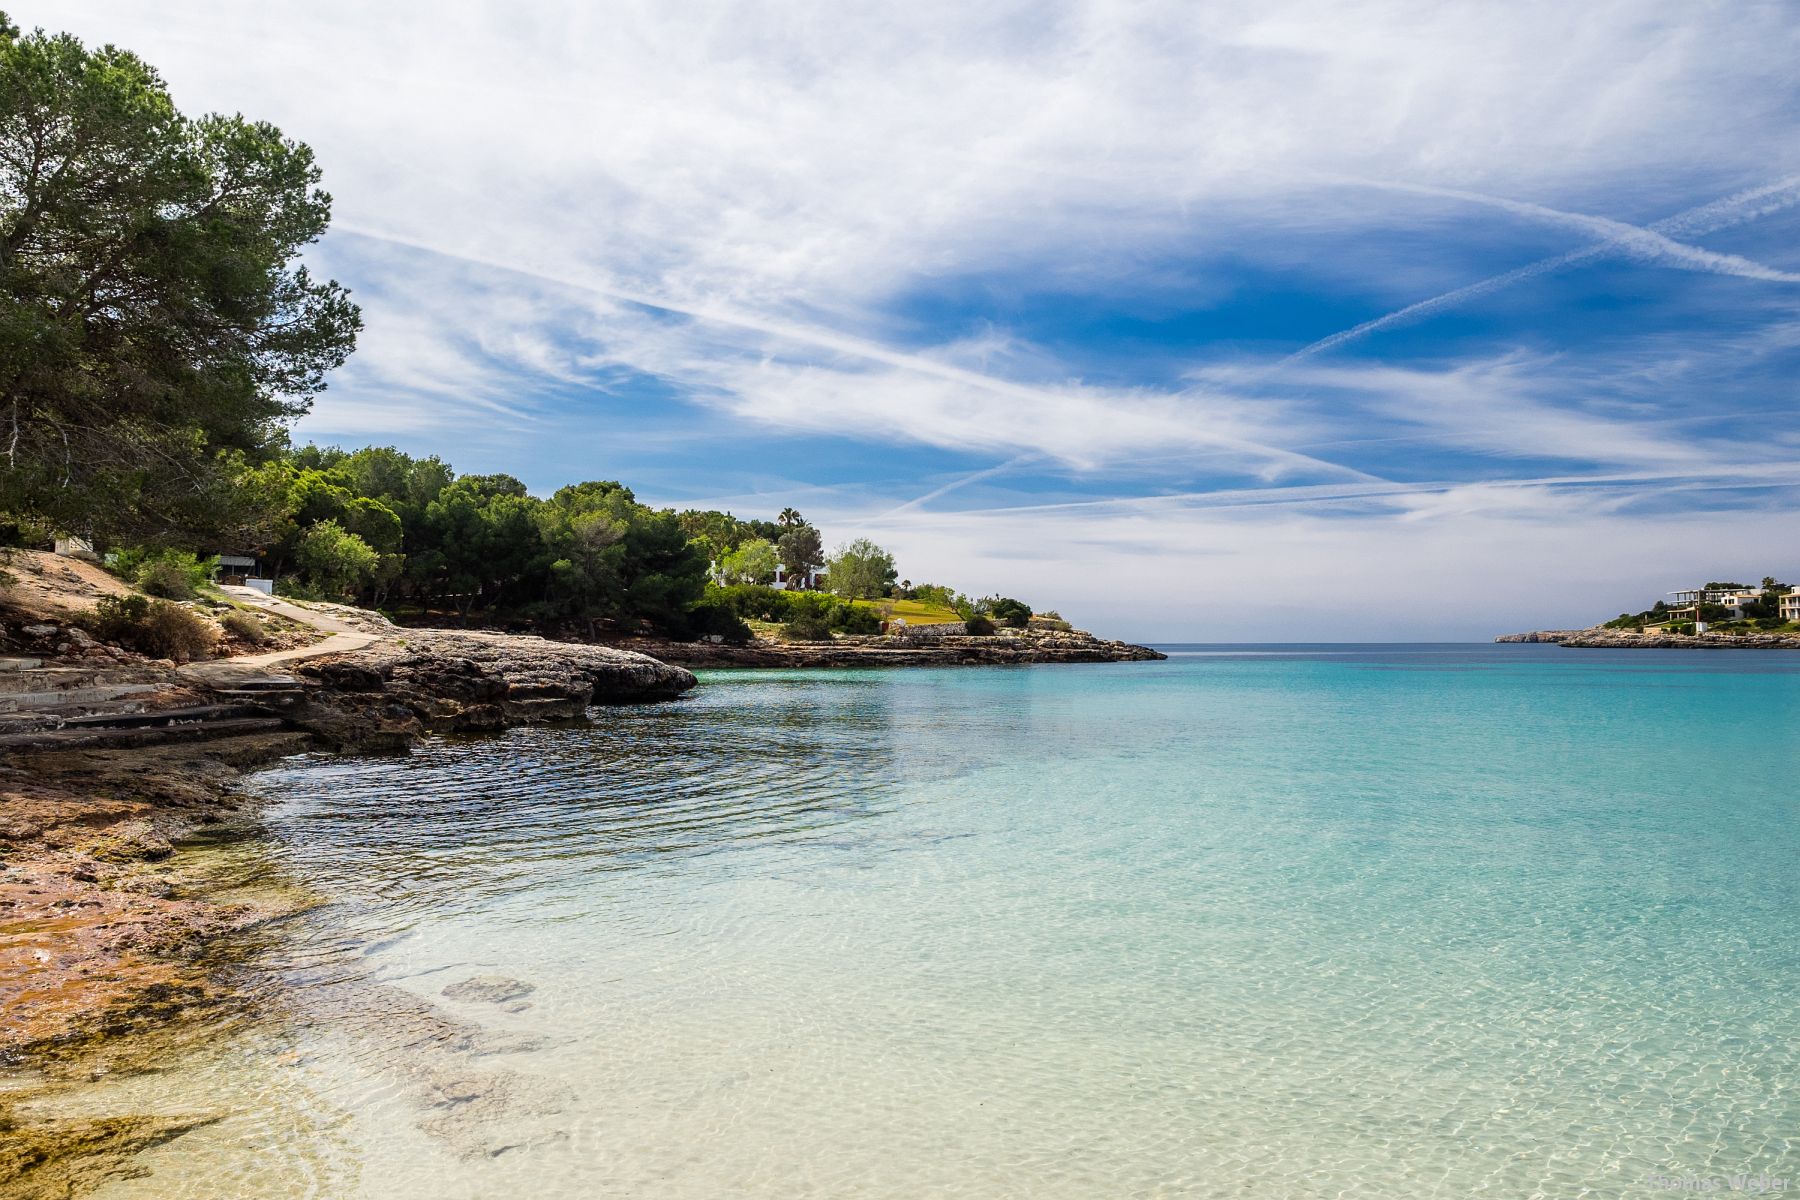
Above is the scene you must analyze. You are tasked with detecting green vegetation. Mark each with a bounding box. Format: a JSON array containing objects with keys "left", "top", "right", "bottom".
[
  {"left": 113, "top": 548, "right": 217, "bottom": 600},
  {"left": 0, "top": 14, "right": 359, "bottom": 548},
  {"left": 293, "top": 519, "right": 378, "bottom": 599},
  {"left": 827, "top": 538, "right": 897, "bottom": 600},
  {"left": 718, "top": 538, "right": 779, "bottom": 585},
  {"left": 0, "top": 13, "right": 1072, "bottom": 646},
  {"left": 860, "top": 597, "right": 962, "bottom": 626}
]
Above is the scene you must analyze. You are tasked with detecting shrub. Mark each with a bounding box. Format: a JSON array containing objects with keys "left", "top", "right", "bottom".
[
  {"left": 834, "top": 605, "right": 882, "bottom": 635},
  {"left": 986, "top": 596, "right": 1032, "bottom": 628},
  {"left": 964, "top": 615, "right": 996, "bottom": 636},
  {"left": 782, "top": 613, "right": 835, "bottom": 641},
  {"left": 683, "top": 601, "right": 753, "bottom": 644},
  {"left": 709, "top": 583, "right": 793, "bottom": 622},
  {"left": 220, "top": 610, "right": 268, "bottom": 644},
  {"left": 783, "top": 590, "right": 840, "bottom": 622},
  {"left": 130, "top": 549, "right": 217, "bottom": 600},
  {"left": 80, "top": 594, "right": 220, "bottom": 660}
]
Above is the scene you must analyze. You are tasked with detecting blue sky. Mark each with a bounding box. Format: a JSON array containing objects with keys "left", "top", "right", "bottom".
[{"left": 31, "top": 1, "right": 1800, "bottom": 639}]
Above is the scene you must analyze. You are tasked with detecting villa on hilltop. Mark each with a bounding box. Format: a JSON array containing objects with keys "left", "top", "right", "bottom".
[{"left": 1649, "top": 582, "right": 1797, "bottom": 632}]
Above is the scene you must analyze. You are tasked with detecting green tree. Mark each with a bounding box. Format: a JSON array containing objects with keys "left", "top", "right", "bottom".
[
  {"left": 777, "top": 524, "right": 824, "bottom": 586},
  {"left": 537, "top": 481, "right": 636, "bottom": 628},
  {"left": 340, "top": 496, "right": 403, "bottom": 555},
  {"left": 417, "top": 474, "right": 543, "bottom": 617},
  {"left": 0, "top": 18, "right": 360, "bottom": 544},
  {"left": 295, "top": 519, "right": 377, "bottom": 598},
  {"left": 719, "top": 537, "right": 779, "bottom": 585},
  {"left": 827, "top": 538, "right": 897, "bottom": 600}
]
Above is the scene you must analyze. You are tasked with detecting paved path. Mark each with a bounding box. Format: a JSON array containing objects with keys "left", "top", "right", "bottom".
[{"left": 177, "top": 587, "right": 382, "bottom": 684}]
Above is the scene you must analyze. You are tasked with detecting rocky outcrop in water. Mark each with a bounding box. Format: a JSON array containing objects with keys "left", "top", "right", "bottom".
[
  {"left": 624, "top": 626, "right": 1165, "bottom": 668},
  {"left": 293, "top": 629, "right": 696, "bottom": 750}
]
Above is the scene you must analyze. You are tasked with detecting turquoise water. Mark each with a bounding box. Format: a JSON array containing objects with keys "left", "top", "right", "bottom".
[{"left": 79, "top": 646, "right": 1800, "bottom": 1197}]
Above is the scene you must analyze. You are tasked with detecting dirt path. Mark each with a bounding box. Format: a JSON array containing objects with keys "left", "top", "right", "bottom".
[{"left": 177, "top": 587, "right": 383, "bottom": 684}]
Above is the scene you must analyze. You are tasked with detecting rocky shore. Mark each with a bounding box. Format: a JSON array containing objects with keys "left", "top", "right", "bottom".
[
  {"left": 622, "top": 625, "right": 1165, "bottom": 668},
  {"left": 289, "top": 626, "right": 696, "bottom": 751},
  {"left": 0, "top": 597, "right": 1164, "bottom": 1194},
  {"left": 1497, "top": 627, "right": 1800, "bottom": 649},
  {"left": 0, "top": 624, "right": 692, "bottom": 1059}
]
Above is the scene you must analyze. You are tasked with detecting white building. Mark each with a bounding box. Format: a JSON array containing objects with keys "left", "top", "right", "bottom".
[
  {"left": 1667, "top": 587, "right": 1765, "bottom": 627},
  {"left": 708, "top": 560, "right": 827, "bottom": 591},
  {"left": 771, "top": 564, "right": 825, "bottom": 591},
  {"left": 1781, "top": 589, "right": 1800, "bottom": 623}
]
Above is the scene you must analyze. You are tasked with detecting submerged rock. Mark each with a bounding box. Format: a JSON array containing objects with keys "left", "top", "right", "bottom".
[{"left": 441, "top": 975, "right": 536, "bottom": 1005}]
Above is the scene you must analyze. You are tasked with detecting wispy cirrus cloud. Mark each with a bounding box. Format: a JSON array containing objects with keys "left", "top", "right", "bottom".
[{"left": 24, "top": 0, "right": 1800, "bottom": 636}]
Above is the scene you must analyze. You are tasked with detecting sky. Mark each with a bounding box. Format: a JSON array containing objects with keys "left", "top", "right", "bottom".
[{"left": 27, "top": 1, "right": 1800, "bottom": 640}]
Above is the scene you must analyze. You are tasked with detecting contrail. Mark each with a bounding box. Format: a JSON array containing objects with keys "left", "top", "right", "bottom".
[
  {"left": 872, "top": 455, "right": 1037, "bottom": 521},
  {"left": 1282, "top": 175, "right": 1800, "bottom": 364},
  {"left": 1337, "top": 177, "right": 1800, "bottom": 282}
]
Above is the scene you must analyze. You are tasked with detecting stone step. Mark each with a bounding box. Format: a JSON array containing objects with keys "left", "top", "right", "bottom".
[
  {"left": 0, "top": 683, "right": 164, "bottom": 713},
  {"left": 0, "top": 657, "right": 44, "bottom": 672},
  {"left": 214, "top": 688, "right": 306, "bottom": 710},
  {"left": 0, "top": 667, "right": 101, "bottom": 695},
  {"left": 0, "top": 715, "right": 291, "bottom": 753},
  {"left": 57, "top": 702, "right": 275, "bottom": 730},
  {"left": 218, "top": 675, "right": 301, "bottom": 691},
  {"left": 0, "top": 667, "right": 158, "bottom": 696}
]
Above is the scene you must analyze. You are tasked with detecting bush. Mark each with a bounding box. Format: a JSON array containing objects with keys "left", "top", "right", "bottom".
[
  {"left": 709, "top": 583, "right": 794, "bottom": 622},
  {"left": 80, "top": 594, "right": 220, "bottom": 660},
  {"left": 783, "top": 590, "right": 840, "bottom": 622},
  {"left": 964, "top": 615, "right": 996, "bottom": 636},
  {"left": 834, "top": 605, "right": 882, "bottom": 635},
  {"left": 683, "top": 601, "right": 753, "bottom": 644},
  {"left": 219, "top": 610, "right": 268, "bottom": 644},
  {"left": 782, "top": 613, "right": 835, "bottom": 641},
  {"left": 986, "top": 596, "right": 1032, "bottom": 628},
  {"left": 128, "top": 549, "right": 217, "bottom": 600}
]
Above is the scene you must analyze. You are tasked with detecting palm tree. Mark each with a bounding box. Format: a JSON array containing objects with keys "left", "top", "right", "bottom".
[{"left": 778, "top": 507, "right": 802, "bottom": 528}]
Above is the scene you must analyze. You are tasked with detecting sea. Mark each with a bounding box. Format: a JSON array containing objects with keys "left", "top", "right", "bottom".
[{"left": 64, "top": 645, "right": 1800, "bottom": 1197}]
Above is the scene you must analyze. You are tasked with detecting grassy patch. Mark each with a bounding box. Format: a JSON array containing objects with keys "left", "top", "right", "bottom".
[{"left": 852, "top": 598, "right": 963, "bottom": 626}]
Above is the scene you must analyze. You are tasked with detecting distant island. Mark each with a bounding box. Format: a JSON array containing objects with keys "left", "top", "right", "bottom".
[{"left": 1499, "top": 578, "right": 1800, "bottom": 647}]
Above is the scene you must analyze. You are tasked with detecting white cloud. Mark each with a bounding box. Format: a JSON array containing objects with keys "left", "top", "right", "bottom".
[{"left": 20, "top": 0, "right": 1800, "bottom": 634}]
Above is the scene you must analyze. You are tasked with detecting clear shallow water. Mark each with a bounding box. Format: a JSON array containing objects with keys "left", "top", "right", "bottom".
[{"left": 74, "top": 645, "right": 1800, "bottom": 1197}]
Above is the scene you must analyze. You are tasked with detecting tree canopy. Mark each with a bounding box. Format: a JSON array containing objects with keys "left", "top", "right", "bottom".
[
  {"left": 828, "top": 538, "right": 897, "bottom": 600},
  {"left": 0, "top": 15, "right": 359, "bottom": 544},
  {"left": 719, "top": 537, "right": 779, "bottom": 585}
]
